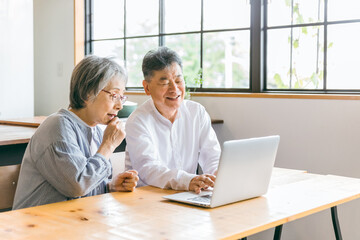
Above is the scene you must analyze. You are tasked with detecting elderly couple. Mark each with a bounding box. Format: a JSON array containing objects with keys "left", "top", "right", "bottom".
[{"left": 13, "top": 47, "right": 221, "bottom": 209}]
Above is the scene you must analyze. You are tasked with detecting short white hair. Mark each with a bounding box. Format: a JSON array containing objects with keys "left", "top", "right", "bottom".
[{"left": 69, "top": 55, "right": 127, "bottom": 109}]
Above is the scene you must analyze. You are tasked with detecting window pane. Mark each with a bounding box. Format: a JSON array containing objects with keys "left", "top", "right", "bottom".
[
  {"left": 164, "top": 0, "right": 201, "bottom": 33},
  {"left": 203, "top": 0, "right": 250, "bottom": 30},
  {"left": 93, "top": 0, "right": 124, "bottom": 39},
  {"left": 203, "top": 31, "right": 250, "bottom": 89},
  {"left": 267, "top": 0, "right": 324, "bottom": 27},
  {"left": 93, "top": 40, "right": 124, "bottom": 65},
  {"left": 267, "top": 29, "right": 291, "bottom": 88},
  {"left": 126, "top": 0, "right": 158, "bottom": 37},
  {"left": 328, "top": 0, "right": 360, "bottom": 21},
  {"left": 126, "top": 37, "right": 158, "bottom": 87},
  {"left": 267, "top": 26, "right": 324, "bottom": 89},
  {"left": 164, "top": 34, "right": 201, "bottom": 88},
  {"left": 327, "top": 23, "right": 360, "bottom": 89}
]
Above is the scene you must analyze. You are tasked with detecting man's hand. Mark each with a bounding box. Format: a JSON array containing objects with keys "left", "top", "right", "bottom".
[
  {"left": 189, "top": 174, "right": 216, "bottom": 194},
  {"left": 109, "top": 170, "right": 139, "bottom": 192}
]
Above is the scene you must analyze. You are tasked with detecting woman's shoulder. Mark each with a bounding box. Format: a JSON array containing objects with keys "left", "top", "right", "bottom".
[
  {"left": 40, "top": 109, "right": 75, "bottom": 130},
  {"left": 35, "top": 109, "right": 80, "bottom": 140},
  {"left": 26, "top": 110, "right": 78, "bottom": 157}
]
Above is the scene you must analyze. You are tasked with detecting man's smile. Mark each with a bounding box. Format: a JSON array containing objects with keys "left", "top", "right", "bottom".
[{"left": 166, "top": 95, "right": 181, "bottom": 101}]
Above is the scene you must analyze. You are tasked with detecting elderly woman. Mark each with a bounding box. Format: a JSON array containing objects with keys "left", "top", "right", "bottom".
[{"left": 13, "top": 56, "right": 138, "bottom": 209}]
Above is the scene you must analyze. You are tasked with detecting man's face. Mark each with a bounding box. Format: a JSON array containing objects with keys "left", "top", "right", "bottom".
[{"left": 143, "top": 62, "right": 185, "bottom": 120}]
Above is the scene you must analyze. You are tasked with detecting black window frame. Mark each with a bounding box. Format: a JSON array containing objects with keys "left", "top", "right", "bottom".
[{"left": 85, "top": 0, "right": 360, "bottom": 94}]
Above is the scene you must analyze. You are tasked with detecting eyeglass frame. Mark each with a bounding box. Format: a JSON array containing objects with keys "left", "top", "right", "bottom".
[{"left": 101, "top": 89, "right": 128, "bottom": 104}]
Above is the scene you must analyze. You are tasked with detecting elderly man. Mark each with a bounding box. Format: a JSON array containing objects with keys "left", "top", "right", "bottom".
[{"left": 125, "top": 47, "right": 220, "bottom": 193}]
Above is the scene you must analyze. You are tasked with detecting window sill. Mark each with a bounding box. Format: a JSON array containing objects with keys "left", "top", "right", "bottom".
[{"left": 126, "top": 91, "right": 360, "bottom": 100}]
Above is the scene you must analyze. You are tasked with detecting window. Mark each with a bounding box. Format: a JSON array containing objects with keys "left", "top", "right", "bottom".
[
  {"left": 266, "top": 0, "right": 360, "bottom": 92},
  {"left": 86, "top": 0, "right": 360, "bottom": 93}
]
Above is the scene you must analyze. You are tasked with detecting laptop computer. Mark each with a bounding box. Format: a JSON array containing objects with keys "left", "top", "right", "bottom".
[{"left": 163, "top": 135, "right": 280, "bottom": 208}]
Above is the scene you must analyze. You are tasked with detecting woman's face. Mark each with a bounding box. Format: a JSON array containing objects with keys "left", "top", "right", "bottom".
[{"left": 84, "top": 76, "right": 126, "bottom": 126}]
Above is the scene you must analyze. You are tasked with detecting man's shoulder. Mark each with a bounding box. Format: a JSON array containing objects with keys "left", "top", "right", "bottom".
[
  {"left": 181, "top": 100, "right": 206, "bottom": 114},
  {"left": 126, "top": 99, "right": 154, "bottom": 124}
]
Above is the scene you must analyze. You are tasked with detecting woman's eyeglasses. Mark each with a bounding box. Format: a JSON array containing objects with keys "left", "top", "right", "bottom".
[{"left": 101, "top": 89, "right": 128, "bottom": 104}]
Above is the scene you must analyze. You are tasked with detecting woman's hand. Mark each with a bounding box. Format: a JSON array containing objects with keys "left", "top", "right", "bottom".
[
  {"left": 98, "top": 117, "right": 125, "bottom": 158},
  {"left": 103, "top": 117, "right": 126, "bottom": 148},
  {"left": 108, "top": 170, "right": 139, "bottom": 192}
]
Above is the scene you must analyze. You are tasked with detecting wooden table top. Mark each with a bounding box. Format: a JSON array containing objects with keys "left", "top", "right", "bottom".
[
  {"left": 0, "top": 125, "right": 38, "bottom": 146},
  {"left": 1, "top": 168, "right": 359, "bottom": 240},
  {"left": 0, "top": 117, "right": 46, "bottom": 146},
  {"left": 0, "top": 116, "right": 47, "bottom": 128}
]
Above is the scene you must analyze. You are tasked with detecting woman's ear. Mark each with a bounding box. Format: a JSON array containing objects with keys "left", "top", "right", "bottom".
[{"left": 85, "top": 93, "right": 95, "bottom": 105}]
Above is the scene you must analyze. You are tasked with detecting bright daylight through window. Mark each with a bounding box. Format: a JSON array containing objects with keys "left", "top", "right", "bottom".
[{"left": 86, "top": 0, "right": 360, "bottom": 93}]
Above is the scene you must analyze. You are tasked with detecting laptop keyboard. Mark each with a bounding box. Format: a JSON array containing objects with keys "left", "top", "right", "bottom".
[{"left": 188, "top": 194, "right": 212, "bottom": 204}]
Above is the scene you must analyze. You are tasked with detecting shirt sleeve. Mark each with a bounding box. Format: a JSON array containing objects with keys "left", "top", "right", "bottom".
[
  {"left": 126, "top": 119, "right": 196, "bottom": 190},
  {"left": 33, "top": 140, "right": 112, "bottom": 198},
  {"left": 197, "top": 107, "right": 221, "bottom": 174}
]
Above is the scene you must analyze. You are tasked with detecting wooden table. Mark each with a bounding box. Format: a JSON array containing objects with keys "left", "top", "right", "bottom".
[
  {"left": 0, "top": 116, "right": 47, "bottom": 146},
  {"left": 0, "top": 117, "right": 46, "bottom": 166},
  {"left": 0, "top": 116, "right": 47, "bottom": 128},
  {"left": 0, "top": 125, "right": 38, "bottom": 146},
  {"left": 1, "top": 168, "right": 359, "bottom": 240}
]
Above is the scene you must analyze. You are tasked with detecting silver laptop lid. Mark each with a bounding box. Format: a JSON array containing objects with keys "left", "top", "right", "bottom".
[{"left": 210, "top": 135, "right": 280, "bottom": 208}]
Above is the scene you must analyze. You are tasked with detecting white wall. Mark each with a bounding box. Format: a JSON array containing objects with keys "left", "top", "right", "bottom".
[
  {"left": 33, "top": 0, "right": 74, "bottom": 116},
  {"left": 33, "top": 1, "right": 360, "bottom": 238},
  {"left": 0, "top": 0, "right": 33, "bottom": 119}
]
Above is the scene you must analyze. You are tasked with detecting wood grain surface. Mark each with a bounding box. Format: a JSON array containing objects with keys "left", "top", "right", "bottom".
[{"left": 1, "top": 168, "right": 359, "bottom": 240}]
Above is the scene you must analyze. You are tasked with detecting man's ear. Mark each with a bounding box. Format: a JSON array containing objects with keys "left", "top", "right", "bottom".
[{"left": 142, "top": 80, "right": 151, "bottom": 95}]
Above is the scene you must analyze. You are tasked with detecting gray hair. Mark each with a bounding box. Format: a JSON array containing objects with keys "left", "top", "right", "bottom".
[
  {"left": 142, "top": 46, "right": 183, "bottom": 82},
  {"left": 69, "top": 55, "right": 127, "bottom": 109}
]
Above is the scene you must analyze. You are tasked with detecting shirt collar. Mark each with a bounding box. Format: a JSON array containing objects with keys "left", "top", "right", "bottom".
[{"left": 149, "top": 98, "right": 182, "bottom": 124}]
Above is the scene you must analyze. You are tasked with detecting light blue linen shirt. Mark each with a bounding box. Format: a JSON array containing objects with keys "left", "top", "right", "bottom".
[{"left": 13, "top": 109, "right": 112, "bottom": 209}]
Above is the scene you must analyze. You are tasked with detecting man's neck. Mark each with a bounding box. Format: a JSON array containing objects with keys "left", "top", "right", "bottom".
[
  {"left": 154, "top": 105, "right": 178, "bottom": 123},
  {"left": 166, "top": 111, "right": 178, "bottom": 123}
]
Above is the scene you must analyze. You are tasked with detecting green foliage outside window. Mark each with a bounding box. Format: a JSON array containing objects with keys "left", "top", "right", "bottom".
[
  {"left": 184, "top": 68, "right": 203, "bottom": 99},
  {"left": 270, "top": 0, "right": 333, "bottom": 90}
]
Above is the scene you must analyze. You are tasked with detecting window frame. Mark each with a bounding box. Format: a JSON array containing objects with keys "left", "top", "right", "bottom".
[
  {"left": 263, "top": 0, "right": 360, "bottom": 94},
  {"left": 84, "top": 0, "right": 360, "bottom": 95}
]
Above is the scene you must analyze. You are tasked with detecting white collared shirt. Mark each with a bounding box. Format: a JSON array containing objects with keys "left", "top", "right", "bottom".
[{"left": 125, "top": 99, "right": 221, "bottom": 190}]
